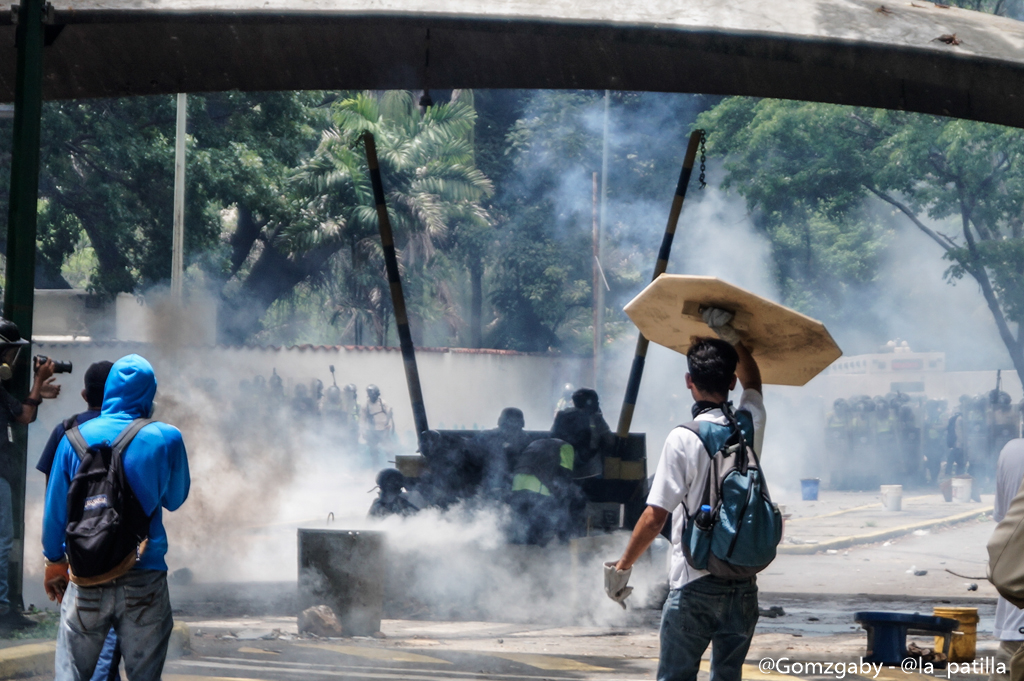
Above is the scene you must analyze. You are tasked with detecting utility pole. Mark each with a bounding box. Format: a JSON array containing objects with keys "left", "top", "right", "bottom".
[
  {"left": 171, "top": 93, "right": 186, "bottom": 303},
  {"left": 595, "top": 90, "right": 609, "bottom": 394},
  {"left": 3, "top": 0, "right": 46, "bottom": 610}
]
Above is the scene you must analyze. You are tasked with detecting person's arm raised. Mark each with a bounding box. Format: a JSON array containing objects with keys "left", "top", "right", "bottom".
[{"left": 735, "top": 342, "right": 762, "bottom": 396}]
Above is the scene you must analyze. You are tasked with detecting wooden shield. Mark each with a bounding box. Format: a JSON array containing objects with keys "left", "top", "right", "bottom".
[{"left": 623, "top": 275, "right": 842, "bottom": 386}]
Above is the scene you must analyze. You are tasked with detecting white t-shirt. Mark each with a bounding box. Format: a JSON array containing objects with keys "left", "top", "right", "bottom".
[
  {"left": 994, "top": 439, "right": 1024, "bottom": 640},
  {"left": 647, "top": 389, "right": 767, "bottom": 590}
]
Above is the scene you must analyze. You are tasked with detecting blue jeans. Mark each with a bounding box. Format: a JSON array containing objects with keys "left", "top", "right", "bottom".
[
  {"left": 91, "top": 630, "right": 120, "bottom": 681},
  {"left": 55, "top": 570, "right": 172, "bottom": 681},
  {"left": 0, "top": 478, "right": 12, "bottom": 608},
  {"left": 658, "top": 576, "right": 759, "bottom": 681}
]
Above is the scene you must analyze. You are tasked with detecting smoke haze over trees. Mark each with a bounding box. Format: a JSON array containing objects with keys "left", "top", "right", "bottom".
[
  {"left": 697, "top": 98, "right": 1024, "bottom": 387},
  {"left": 0, "top": 80, "right": 1021, "bottom": 376}
]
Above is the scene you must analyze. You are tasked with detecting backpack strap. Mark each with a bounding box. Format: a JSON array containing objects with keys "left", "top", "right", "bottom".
[
  {"left": 64, "top": 424, "right": 90, "bottom": 461},
  {"left": 110, "top": 419, "right": 155, "bottom": 458},
  {"left": 65, "top": 418, "right": 155, "bottom": 461},
  {"left": 679, "top": 421, "right": 717, "bottom": 519}
]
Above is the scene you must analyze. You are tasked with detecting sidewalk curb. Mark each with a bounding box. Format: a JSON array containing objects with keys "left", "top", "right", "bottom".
[
  {"left": 0, "top": 641, "right": 54, "bottom": 678},
  {"left": 778, "top": 506, "right": 993, "bottom": 555}
]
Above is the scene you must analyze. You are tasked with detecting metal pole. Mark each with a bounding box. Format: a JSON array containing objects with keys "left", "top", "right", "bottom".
[
  {"left": 592, "top": 171, "right": 600, "bottom": 387},
  {"left": 3, "top": 0, "right": 46, "bottom": 610},
  {"left": 362, "top": 132, "right": 430, "bottom": 448},
  {"left": 596, "top": 90, "right": 609, "bottom": 393},
  {"left": 615, "top": 130, "right": 704, "bottom": 446},
  {"left": 171, "top": 93, "right": 186, "bottom": 303}
]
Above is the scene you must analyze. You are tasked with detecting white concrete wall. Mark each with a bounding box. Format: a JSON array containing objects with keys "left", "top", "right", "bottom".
[{"left": 28, "top": 341, "right": 590, "bottom": 452}]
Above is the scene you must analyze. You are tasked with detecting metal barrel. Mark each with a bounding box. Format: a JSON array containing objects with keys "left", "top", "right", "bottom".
[
  {"left": 615, "top": 129, "right": 704, "bottom": 444},
  {"left": 363, "top": 132, "right": 430, "bottom": 448}
]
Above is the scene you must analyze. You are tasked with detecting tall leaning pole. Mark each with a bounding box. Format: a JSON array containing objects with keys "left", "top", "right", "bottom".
[
  {"left": 4, "top": 0, "right": 46, "bottom": 610},
  {"left": 615, "top": 130, "right": 704, "bottom": 452}
]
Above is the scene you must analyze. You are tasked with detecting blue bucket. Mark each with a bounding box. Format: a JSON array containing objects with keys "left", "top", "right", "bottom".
[{"left": 800, "top": 478, "right": 820, "bottom": 501}]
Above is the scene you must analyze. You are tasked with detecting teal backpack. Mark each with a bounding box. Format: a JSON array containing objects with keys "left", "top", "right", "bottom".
[{"left": 681, "top": 403, "right": 782, "bottom": 579}]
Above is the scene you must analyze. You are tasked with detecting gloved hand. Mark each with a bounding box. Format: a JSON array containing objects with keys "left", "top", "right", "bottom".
[
  {"left": 604, "top": 561, "right": 633, "bottom": 609},
  {"left": 701, "top": 307, "right": 741, "bottom": 345},
  {"left": 44, "top": 559, "right": 69, "bottom": 604}
]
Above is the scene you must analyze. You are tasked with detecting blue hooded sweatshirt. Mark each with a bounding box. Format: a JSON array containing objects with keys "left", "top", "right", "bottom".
[{"left": 42, "top": 354, "right": 190, "bottom": 571}]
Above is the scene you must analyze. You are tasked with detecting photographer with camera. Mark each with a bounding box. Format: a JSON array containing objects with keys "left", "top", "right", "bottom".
[{"left": 0, "top": 318, "right": 61, "bottom": 630}]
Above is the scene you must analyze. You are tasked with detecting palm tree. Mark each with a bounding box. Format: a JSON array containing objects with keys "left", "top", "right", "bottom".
[{"left": 292, "top": 90, "right": 494, "bottom": 346}]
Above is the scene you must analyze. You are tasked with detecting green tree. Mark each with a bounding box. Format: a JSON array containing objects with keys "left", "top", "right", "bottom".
[
  {"left": 698, "top": 98, "right": 1024, "bottom": 384},
  {"left": 31, "top": 92, "right": 326, "bottom": 340},
  {"left": 291, "top": 90, "right": 494, "bottom": 346}
]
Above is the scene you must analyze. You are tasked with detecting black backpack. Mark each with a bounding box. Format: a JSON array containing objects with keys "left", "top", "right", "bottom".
[{"left": 64, "top": 419, "right": 153, "bottom": 585}]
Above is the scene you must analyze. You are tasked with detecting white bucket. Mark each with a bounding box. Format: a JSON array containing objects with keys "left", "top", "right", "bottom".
[
  {"left": 880, "top": 484, "right": 903, "bottom": 512},
  {"left": 952, "top": 476, "right": 973, "bottom": 503}
]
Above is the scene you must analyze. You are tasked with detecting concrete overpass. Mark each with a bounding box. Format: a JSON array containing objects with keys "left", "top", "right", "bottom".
[{"left": 0, "top": 0, "right": 1023, "bottom": 128}]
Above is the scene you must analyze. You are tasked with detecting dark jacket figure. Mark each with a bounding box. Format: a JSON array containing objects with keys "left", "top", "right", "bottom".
[
  {"left": 368, "top": 469, "right": 419, "bottom": 517},
  {"left": 418, "top": 430, "right": 487, "bottom": 509},
  {"left": 552, "top": 388, "right": 614, "bottom": 479},
  {"left": 291, "top": 383, "right": 318, "bottom": 420},
  {"left": 507, "top": 438, "right": 577, "bottom": 546},
  {"left": 475, "top": 407, "right": 531, "bottom": 496}
]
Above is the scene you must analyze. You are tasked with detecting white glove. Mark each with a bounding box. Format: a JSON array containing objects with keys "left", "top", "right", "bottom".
[
  {"left": 604, "top": 561, "right": 633, "bottom": 609},
  {"left": 701, "top": 307, "right": 741, "bottom": 345}
]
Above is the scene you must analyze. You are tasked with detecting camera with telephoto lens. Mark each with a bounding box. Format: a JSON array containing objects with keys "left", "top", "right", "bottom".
[{"left": 34, "top": 355, "right": 72, "bottom": 374}]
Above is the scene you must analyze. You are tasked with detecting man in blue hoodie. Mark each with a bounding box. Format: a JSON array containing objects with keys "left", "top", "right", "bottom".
[{"left": 41, "top": 355, "right": 190, "bottom": 681}]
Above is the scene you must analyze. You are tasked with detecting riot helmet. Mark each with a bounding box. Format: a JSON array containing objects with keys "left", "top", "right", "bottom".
[
  {"left": 344, "top": 383, "right": 357, "bottom": 397},
  {"left": 367, "top": 384, "right": 381, "bottom": 402},
  {"left": 376, "top": 468, "right": 405, "bottom": 495},
  {"left": 325, "top": 384, "right": 342, "bottom": 404},
  {"left": 572, "top": 388, "right": 600, "bottom": 414},
  {"left": 498, "top": 407, "right": 525, "bottom": 432}
]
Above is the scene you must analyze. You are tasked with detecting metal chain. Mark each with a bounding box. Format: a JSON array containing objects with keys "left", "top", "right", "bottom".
[{"left": 698, "top": 130, "right": 707, "bottom": 190}]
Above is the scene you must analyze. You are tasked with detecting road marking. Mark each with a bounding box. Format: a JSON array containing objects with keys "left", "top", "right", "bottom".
[
  {"left": 237, "top": 646, "right": 280, "bottom": 655},
  {"left": 488, "top": 652, "right": 612, "bottom": 671},
  {"left": 295, "top": 642, "right": 452, "bottom": 664},
  {"left": 176, "top": 655, "right": 645, "bottom": 680},
  {"left": 163, "top": 671, "right": 270, "bottom": 675},
  {"left": 697, "top": 660, "right": 796, "bottom": 680},
  {"left": 174, "top": 658, "right": 649, "bottom": 681}
]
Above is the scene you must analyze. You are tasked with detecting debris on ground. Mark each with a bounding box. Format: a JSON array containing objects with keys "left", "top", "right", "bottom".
[
  {"left": 908, "top": 641, "right": 948, "bottom": 664},
  {"left": 759, "top": 606, "right": 786, "bottom": 618},
  {"left": 298, "top": 605, "right": 344, "bottom": 637},
  {"left": 967, "top": 583, "right": 978, "bottom": 591},
  {"left": 914, "top": 570, "right": 928, "bottom": 576},
  {"left": 935, "top": 33, "right": 962, "bottom": 45}
]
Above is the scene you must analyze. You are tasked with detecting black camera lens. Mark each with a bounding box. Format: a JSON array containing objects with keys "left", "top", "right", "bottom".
[{"left": 34, "top": 356, "right": 72, "bottom": 374}]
